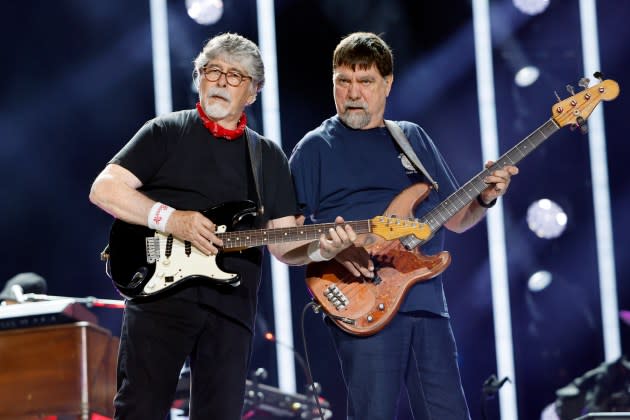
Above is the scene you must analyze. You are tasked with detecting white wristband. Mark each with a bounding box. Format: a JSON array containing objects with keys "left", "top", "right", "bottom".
[
  {"left": 307, "top": 240, "right": 333, "bottom": 262},
  {"left": 147, "top": 202, "right": 175, "bottom": 232}
]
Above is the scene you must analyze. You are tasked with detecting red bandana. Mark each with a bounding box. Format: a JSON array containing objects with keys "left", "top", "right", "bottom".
[{"left": 196, "top": 102, "right": 247, "bottom": 141}]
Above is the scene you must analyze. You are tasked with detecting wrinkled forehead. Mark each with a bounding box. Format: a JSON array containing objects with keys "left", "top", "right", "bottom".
[
  {"left": 333, "top": 63, "right": 381, "bottom": 78},
  {"left": 206, "top": 55, "right": 249, "bottom": 72},
  {"left": 204, "top": 52, "right": 242, "bottom": 66}
]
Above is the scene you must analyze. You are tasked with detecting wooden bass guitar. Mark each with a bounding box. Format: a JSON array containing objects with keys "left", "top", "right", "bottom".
[{"left": 305, "top": 77, "right": 619, "bottom": 336}]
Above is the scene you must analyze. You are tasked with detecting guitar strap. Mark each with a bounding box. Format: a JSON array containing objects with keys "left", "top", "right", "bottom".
[
  {"left": 245, "top": 127, "right": 265, "bottom": 218},
  {"left": 384, "top": 120, "right": 439, "bottom": 191}
]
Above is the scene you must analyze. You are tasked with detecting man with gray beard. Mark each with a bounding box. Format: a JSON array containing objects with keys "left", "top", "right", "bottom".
[
  {"left": 289, "top": 32, "right": 519, "bottom": 420},
  {"left": 90, "top": 32, "right": 356, "bottom": 419}
]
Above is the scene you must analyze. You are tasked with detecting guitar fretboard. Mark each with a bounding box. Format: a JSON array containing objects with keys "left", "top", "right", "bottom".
[
  {"left": 405, "top": 118, "right": 560, "bottom": 248},
  {"left": 217, "top": 220, "right": 372, "bottom": 249}
]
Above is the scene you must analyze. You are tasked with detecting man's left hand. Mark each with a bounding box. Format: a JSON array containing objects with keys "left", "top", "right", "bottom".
[
  {"left": 479, "top": 160, "right": 519, "bottom": 204},
  {"left": 318, "top": 216, "right": 357, "bottom": 260}
]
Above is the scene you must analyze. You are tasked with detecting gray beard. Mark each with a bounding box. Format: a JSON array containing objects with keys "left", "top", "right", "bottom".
[
  {"left": 340, "top": 109, "right": 371, "bottom": 129},
  {"left": 204, "top": 102, "right": 230, "bottom": 120}
]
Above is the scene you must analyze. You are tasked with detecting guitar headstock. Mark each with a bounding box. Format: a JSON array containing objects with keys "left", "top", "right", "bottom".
[
  {"left": 552, "top": 76, "right": 619, "bottom": 129},
  {"left": 369, "top": 216, "right": 431, "bottom": 241}
]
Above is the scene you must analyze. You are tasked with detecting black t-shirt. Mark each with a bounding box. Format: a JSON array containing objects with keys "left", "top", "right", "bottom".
[{"left": 109, "top": 109, "right": 300, "bottom": 330}]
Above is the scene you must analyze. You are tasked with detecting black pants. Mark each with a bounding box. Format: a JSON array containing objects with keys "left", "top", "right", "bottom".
[{"left": 114, "top": 296, "right": 253, "bottom": 420}]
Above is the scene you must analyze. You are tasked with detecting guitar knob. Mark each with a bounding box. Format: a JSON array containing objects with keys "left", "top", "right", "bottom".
[
  {"left": 566, "top": 84, "right": 575, "bottom": 95},
  {"left": 593, "top": 71, "right": 604, "bottom": 82}
]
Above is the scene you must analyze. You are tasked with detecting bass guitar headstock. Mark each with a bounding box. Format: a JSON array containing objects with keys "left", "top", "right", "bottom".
[{"left": 552, "top": 72, "right": 619, "bottom": 133}]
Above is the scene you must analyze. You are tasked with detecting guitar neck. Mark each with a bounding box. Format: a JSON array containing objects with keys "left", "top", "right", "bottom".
[
  {"left": 421, "top": 118, "right": 560, "bottom": 232},
  {"left": 217, "top": 118, "right": 560, "bottom": 250},
  {"left": 217, "top": 220, "right": 372, "bottom": 250}
]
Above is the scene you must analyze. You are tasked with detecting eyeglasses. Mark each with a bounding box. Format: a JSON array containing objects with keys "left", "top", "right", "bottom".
[{"left": 201, "top": 66, "right": 252, "bottom": 87}]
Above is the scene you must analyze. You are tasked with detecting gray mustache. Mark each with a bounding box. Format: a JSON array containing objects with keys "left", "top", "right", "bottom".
[
  {"left": 344, "top": 102, "right": 366, "bottom": 110},
  {"left": 206, "top": 88, "right": 231, "bottom": 101}
]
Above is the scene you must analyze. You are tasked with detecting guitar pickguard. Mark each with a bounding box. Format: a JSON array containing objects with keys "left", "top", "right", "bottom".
[{"left": 139, "top": 225, "right": 239, "bottom": 297}]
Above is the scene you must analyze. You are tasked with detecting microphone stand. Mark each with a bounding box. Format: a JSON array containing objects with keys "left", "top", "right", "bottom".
[
  {"left": 265, "top": 317, "right": 329, "bottom": 419},
  {"left": 481, "top": 374, "right": 511, "bottom": 420},
  {"left": 264, "top": 334, "right": 323, "bottom": 394}
]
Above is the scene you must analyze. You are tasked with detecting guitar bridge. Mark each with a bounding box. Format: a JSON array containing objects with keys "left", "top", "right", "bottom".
[
  {"left": 324, "top": 284, "right": 349, "bottom": 311},
  {"left": 145, "top": 236, "right": 160, "bottom": 263}
]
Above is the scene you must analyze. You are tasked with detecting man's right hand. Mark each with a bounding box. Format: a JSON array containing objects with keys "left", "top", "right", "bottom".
[
  {"left": 166, "top": 210, "right": 224, "bottom": 256},
  {"left": 334, "top": 245, "right": 375, "bottom": 278}
]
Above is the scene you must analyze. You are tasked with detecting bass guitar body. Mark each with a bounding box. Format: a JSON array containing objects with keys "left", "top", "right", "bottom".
[{"left": 305, "top": 183, "right": 451, "bottom": 336}]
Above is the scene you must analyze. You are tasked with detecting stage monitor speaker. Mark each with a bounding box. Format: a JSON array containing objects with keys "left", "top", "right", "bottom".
[{"left": 573, "top": 413, "right": 630, "bottom": 419}]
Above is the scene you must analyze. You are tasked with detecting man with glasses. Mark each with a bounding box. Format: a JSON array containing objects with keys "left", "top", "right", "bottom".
[{"left": 90, "top": 32, "right": 356, "bottom": 419}]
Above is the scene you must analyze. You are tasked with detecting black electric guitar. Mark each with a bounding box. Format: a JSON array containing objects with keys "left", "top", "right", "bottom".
[
  {"left": 305, "top": 77, "right": 620, "bottom": 336},
  {"left": 105, "top": 200, "right": 431, "bottom": 300}
]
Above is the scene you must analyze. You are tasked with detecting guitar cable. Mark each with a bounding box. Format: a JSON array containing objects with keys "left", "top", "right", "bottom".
[{"left": 300, "top": 300, "right": 328, "bottom": 420}]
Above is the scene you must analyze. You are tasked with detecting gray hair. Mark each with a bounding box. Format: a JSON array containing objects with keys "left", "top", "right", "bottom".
[{"left": 193, "top": 33, "right": 265, "bottom": 93}]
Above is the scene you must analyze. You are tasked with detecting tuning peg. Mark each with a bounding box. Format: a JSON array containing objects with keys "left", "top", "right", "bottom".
[
  {"left": 569, "top": 123, "right": 588, "bottom": 134},
  {"left": 576, "top": 116, "right": 588, "bottom": 135},
  {"left": 578, "top": 77, "right": 590, "bottom": 89},
  {"left": 593, "top": 71, "right": 604, "bottom": 82},
  {"left": 566, "top": 84, "right": 576, "bottom": 95},
  {"left": 554, "top": 91, "right": 562, "bottom": 102}
]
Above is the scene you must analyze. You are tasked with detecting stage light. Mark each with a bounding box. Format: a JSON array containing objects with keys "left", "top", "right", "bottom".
[
  {"left": 526, "top": 198, "right": 568, "bottom": 239},
  {"left": 514, "top": 65, "right": 540, "bottom": 87},
  {"left": 513, "top": 0, "right": 549, "bottom": 15},
  {"left": 501, "top": 37, "right": 540, "bottom": 88},
  {"left": 528, "top": 270, "right": 552, "bottom": 292},
  {"left": 186, "top": 0, "right": 223, "bottom": 25}
]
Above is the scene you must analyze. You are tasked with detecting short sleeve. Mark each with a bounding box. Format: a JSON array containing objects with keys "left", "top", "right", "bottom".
[
  {"left": 289, "top": 138, "right": 321, "bottom": 218},
  {"left": 109, "top": 118, "right": 170, "bottom": 183}
]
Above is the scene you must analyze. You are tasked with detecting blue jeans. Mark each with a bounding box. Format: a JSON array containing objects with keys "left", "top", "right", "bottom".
[{"left": 327, "top": 311, "right": 470, "bottom": 420}]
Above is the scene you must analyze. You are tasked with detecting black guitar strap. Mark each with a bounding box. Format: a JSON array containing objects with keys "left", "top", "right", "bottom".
[
  {"left": 384, "top": 120, "right": 439, "bottom": 191},
  {"left": 245, "top": 127, "right": 265, "bottom": 217}
]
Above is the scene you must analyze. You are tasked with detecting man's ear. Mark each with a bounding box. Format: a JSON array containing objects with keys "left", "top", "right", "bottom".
[
  {"left": 246, "top": 93, "right": 257, "bottom": 106},
  {"left": 384, "top": 74, "right": 394, "bottom": 97}
]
